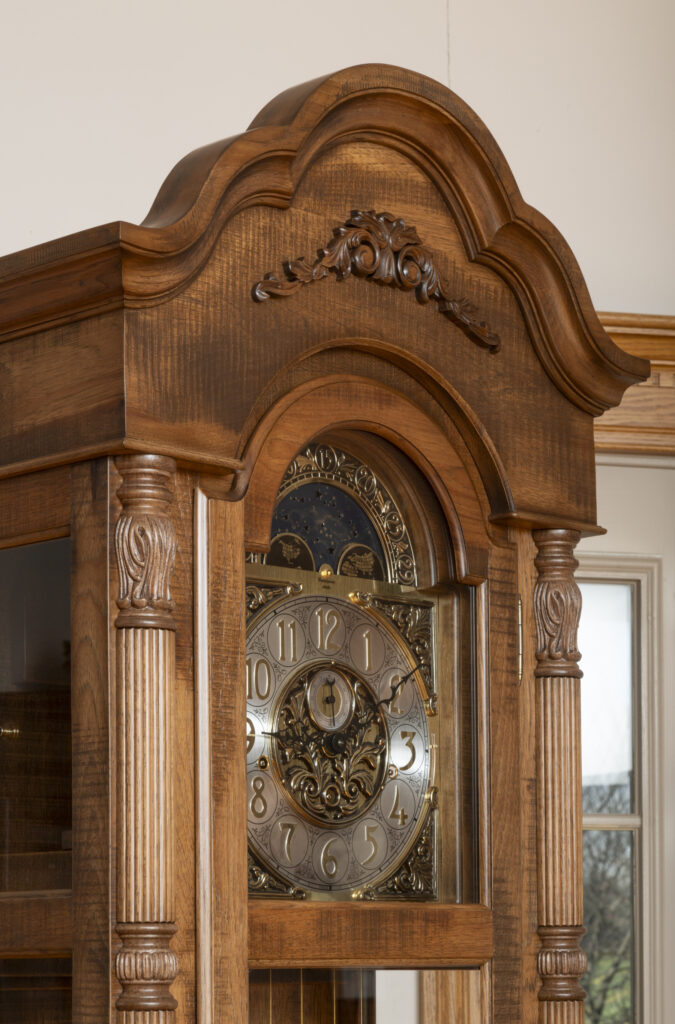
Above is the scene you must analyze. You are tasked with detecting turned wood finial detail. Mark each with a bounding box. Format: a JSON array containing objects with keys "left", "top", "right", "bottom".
[
  {"left": 114, "top": 454, "right": 179, "bottom": 1019},
  {"left": 533, "top": 530, "right": 586, "bottom": 1016},
  {"left": 115, "top": 454, "right": 177, "bottom": 631}
]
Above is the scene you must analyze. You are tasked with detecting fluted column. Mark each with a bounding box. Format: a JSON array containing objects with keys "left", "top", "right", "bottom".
[
  {"left": 113, "top": 455, "right": 179, "bottom": 1022},
  {"left": 533, "top": 530, "right": 587, "bottom": 1024}
]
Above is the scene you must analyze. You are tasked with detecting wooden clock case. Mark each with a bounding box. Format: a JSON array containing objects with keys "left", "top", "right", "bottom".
[{"left": 0, "top": 65, "right": 647, "bottom": 1023}]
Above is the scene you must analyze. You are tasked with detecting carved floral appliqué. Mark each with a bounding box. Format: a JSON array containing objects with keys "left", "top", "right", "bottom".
[{"left": 253, "top": 210, "right": 501, "bottom": 352}]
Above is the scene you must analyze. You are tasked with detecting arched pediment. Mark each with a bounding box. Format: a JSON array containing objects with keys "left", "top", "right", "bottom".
[
  {"left": 133, "top": 63, "right": 646, "bottom": 416},
  {"left": 0, "top": 64, "right": 647, "bottom": 528}
]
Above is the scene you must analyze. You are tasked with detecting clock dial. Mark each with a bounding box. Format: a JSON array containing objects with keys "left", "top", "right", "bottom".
[
  {"left": 306, "top": 667, "right": 355, "bottom": 732},
  {"left": 246, "top": 590, "right": 434, "bottom": 896}
]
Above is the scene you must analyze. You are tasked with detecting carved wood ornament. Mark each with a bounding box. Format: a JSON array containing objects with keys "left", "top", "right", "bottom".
[
  {"left": 253, "top": 210, "right": 501, "bottom": 352},
  {"left": 114, "top": 455, "right": 179, "bottom": 1019}
]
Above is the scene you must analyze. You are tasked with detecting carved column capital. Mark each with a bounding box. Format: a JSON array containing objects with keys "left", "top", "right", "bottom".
[
  {"left": 537, "top": 926, "right": 588, "bottom": 1002},
  {"left": 115, "top": 923, "right": 179, "bottom": 1012},
  {"left": 533, "top": 529, "right": 582, "bottom": 678},
  {"left": 115, "top": 454, "right": 177, "bottom": 630}
]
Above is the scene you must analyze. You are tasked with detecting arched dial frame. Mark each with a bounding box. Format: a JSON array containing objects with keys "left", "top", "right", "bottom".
[{"left": 245, "top": 568, "right": 437, "bottom": 900}]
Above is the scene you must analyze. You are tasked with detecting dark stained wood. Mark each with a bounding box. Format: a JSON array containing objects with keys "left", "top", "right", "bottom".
[
  {"left": 248, "top": 970, "right": 271, "bottom": 1024},
  {"left": 0, "top": 313, "right": 125, "bottom": 482},
  {"left": 70, "top": 460, "right": 112, "bottom": 1023},
  {"left": 301, "top": 969, "right": 333, "bottom": 1024},
  {"left": 248, "top": 903, "right": 493, "bottom": 968},
  {"left": 0, "top": 891, "right": 72, "bottom": 955},
  {"left": 0, "top": 466, "right": 70, "bottom": 548},
  {"left": 271, "top": 970, "right": 303, "bottom": 1022}
]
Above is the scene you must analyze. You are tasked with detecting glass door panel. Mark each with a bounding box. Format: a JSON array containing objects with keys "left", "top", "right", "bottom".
[{"left": 0, "top": 538, "right": 71, "bottom": 893}]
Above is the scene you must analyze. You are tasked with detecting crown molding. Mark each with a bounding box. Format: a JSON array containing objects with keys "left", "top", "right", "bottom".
[{"left": 595, "top": 312, "right": 675, "bottom": 455}]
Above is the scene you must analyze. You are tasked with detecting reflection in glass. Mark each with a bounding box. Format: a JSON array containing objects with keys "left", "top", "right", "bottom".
[
  {"left": 249, "top": 969, "right": 481, "bottom": 1023},
  {"left": 583, "top": 831, "right": 635, "bottom": 1024},
  {"left": 0, "top": 957, "right": 71, "bottom": 1024},
  {"left": 249, "top": 969, "right": 418, "bottom": 1023},
  {"left": 579, "top": 583, "right": 634, "bottom": 814},
  {"left": 0, "top": 539, "right": 71, "bottom": 892}
]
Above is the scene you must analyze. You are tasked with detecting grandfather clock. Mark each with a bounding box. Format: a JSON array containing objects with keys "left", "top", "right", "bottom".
[{"left": 0, "top": 66, "right": 647, "bottom": 1023}]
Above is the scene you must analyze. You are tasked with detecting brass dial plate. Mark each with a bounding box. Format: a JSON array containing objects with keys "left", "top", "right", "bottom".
[{"left": 246, "top": 590, "right": 432, "bottom": 896}]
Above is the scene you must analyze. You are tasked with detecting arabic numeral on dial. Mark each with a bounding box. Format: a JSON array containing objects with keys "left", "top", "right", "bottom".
[
  {"left": 389, "top": 784, "right": 408, "bottom": 825},
  {"left": 321, "top": 838, "right": 338, "bottom": 878},
  {"left": 281, "top": 822, "right": 295, "bottom": 861},
  {"left": 250, "top": 777, "right": 267, "bottom": 819},
  {"left": 270, "top": 817, "right": 309, "bottom": 867},
  {"left": 361, "top": 629, "right": 371, "bottom": 671},
  {"left": 392, "top": 725, "right": 422, "bottom": 773},
  {"left": 246, "top": 716, "right": 255, "bottom": 754},
  {"left": 319, "top": 607, "right": 341, "bottom": 651},
  {"left": 352, "top": 819, "right": 387, "bottom": 869},
  {"left": 349, "top": 622, "right": 385, "bottom": 675},
  {"left": 246, "top": 656, "right": 272, "bottom": 700},
  {"left": 278, "top": 618, "right": 297, "bottom": 662},
  {"left": 383, "top": 779, "right": 416, "bottom": 830},
  {"left": 268, "top": 615, "right": 304, "bottom": 665},
  {"left": 389, "top": 673, "right": 403, "bottom": 713},
  {"left": 247, "top": 773, "right": 276, "bottom": 823},
  {"left": 312, "top": 834, "right": 348, "bottom": 883},
  {"left": 310, "top": 605, "right": 345, "bottom": 653},
  {"left": 401, "top": 731, "right": 416, "bottom": 771}
]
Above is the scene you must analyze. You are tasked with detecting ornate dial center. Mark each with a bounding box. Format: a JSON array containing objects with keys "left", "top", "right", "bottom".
[
  {"left": 273, "top": 664, "right": 388, "bottom": 825},
  {"left": 307, "top": 666, "right": 354, "bottom": 732}
]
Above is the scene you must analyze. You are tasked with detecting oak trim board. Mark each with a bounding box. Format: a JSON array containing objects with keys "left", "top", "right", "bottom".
[{"left": 596, "top": 312, "right": 675, "bottom": 454}]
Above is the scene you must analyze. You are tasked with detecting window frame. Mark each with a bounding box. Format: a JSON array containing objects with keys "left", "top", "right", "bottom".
[{"left": 577, "top": 553, "right": 663, "bottom": 1024}]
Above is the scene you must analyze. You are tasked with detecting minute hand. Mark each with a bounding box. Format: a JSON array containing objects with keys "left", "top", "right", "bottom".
[{"left": 374, "top": 661, "right": 424, "bottom": 712}]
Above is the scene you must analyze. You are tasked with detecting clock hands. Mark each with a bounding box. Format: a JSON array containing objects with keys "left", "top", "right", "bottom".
[
  {"left": 374, "top": 662, "right": 423, "bottom": 712},
  {"left": 326, "top": 676, "right": 336, "bottom": 729}
]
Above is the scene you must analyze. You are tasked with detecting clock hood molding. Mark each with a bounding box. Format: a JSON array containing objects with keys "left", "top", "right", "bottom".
[{"left": 0, "top": 64, "right": 647, "bottom": 531}]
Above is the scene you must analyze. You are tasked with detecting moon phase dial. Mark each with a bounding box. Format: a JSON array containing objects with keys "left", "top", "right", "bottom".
[{"left": 246, "top": 589, "right": 434, "bottom": 897}]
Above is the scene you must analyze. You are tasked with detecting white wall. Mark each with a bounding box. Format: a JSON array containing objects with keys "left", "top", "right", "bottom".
[{"left": 1, "top": 0, "right": 672, "bottom": 315}]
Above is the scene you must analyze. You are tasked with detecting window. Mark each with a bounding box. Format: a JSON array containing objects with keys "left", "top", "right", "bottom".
[{"left": 578, "top": 555, "right": 661, "bottom": 1024}]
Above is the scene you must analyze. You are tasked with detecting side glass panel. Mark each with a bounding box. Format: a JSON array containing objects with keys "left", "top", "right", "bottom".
[
  {"left": 579, "top": 579, "right": 639, "bottom": 1024},
  {"left": 583, "top": 831, "right": 635, "bottom": 1024},
  {"left": 0, "top": 538, "right": 71, "bottom": 892},
  {"left": 579, "top": 582, "right": 634, "bottom": 814}
]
